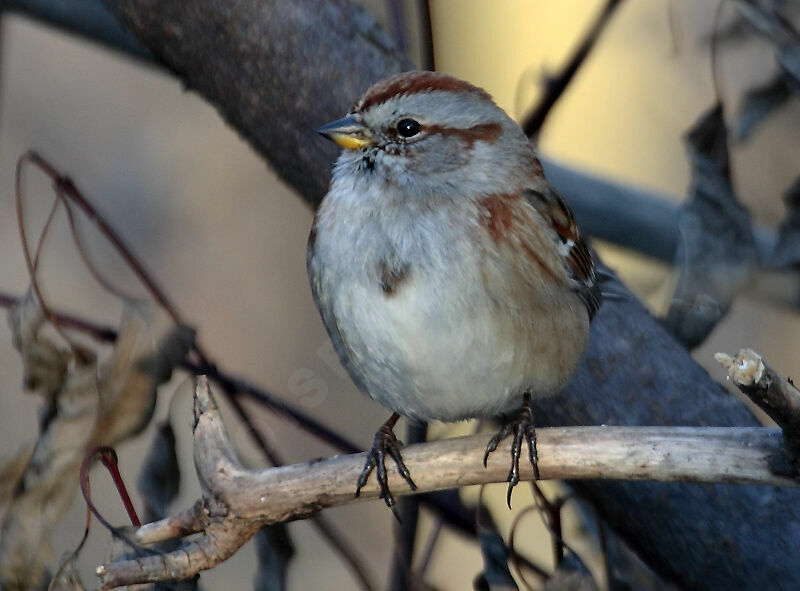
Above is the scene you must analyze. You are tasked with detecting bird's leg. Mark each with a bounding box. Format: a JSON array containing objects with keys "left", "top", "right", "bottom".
[
  {"left": 355, "top": 413, "right": 418, "bottom": 519},
  {"left": 483, "top": 392, "right": 539, "bottom": 508}
]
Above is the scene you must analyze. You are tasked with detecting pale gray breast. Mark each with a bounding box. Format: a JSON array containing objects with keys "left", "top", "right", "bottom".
[{"left": 308, "top": 191, "right": 505, "bottom": 418}]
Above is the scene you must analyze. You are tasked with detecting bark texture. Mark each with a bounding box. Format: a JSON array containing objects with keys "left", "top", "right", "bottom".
[
  {"left": 105, "top": 0, "right": 409, "bottom": 205},
  {"left": 100, "top": 1, "right": 800, "bottom": 589}
]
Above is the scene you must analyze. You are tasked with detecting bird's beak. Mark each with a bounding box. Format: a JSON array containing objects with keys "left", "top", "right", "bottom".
[{"left": 317, "top": 115, "right": 373, "bottom": 150}]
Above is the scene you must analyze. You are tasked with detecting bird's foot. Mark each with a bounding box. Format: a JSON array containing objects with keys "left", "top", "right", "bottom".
[
  {"left": 482, "top": 392, "right": 539, "bottom": 508},
  {"left": 355, "top": 413, "right": 417, "bottom": 520}
]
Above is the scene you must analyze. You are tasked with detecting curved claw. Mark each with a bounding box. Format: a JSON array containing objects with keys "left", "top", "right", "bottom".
[
  {"left": 355, "top": 453, "right": 377, "bottom": 498},
  {"left": 386, "top": 441, "right": 417, "bottom": 491},
  {"left": 483, "top": 423, "right": 511, "bottom": 467},
  {"left": 483, "top": 393, "right": 540, "bottom": 508},
  {"left": 355, "top": 413, "right": 416, "bottom": 519}
]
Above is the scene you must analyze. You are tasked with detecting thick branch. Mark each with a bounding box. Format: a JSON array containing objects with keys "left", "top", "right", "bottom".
[{"left": 97, "top": 381, "right": 795, "bottom": 588}]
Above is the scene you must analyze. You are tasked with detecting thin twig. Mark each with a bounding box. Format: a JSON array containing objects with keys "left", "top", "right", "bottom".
[
  {"left": 716, "top": 348, "right": 800, "bottom": 468},
  {"left": 15, "top": 153, "right": 77, "bottom": 347},
  {"left": 80, "top": 447, "right": 141, "bottom": 531},
  {"left": 386, "top": 0, "right": 407, "bottom": 54},
  {"left": 508, "top": 505, "right": 548, "bottom": 591},
  {"left": 710, "top": 0, "right": 728, "bottom": 107},
  {"left": 19, "top": 151, "right": 182, "bottom": 324},
  {"left": 521, "top": 0, "right": 624, "bottom": 138},
  {"left": 530, "top": 482, "right": 564, "bottom": 566},
  {"left": 388, "top": 422, "right": 427, "bottom": 591},
  {"left": 415, "top": 517, "right": 442, "bottom": 577},
  {"left": 416, "top": 0, "right": 434, "bottom": 71}
]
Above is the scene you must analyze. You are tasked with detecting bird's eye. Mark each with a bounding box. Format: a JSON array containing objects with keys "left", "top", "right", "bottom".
[{"left": 396, "top": 118, "right": 421, "bottom": 138}]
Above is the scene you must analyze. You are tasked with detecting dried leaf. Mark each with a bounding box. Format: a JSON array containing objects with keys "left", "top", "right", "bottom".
[
  {"left": 137, "top": 421, "right": 180, "bottom": 522},
  {"left": 735, "top": 74, "right": 791, "bottom": 140},
  {"left": 0, "top": 296, "right": 194, "bottom": 589},
  {"left": 0, "top": 445, "right": 33, "bottom": 507},
  {"left": 664, "top": 104, "right": 757, "bottom": 348},
  {"left": 7, "top": 288, "right": 71, "bottom": 397},
  {"left": 253, "top": 524, "right": 295, "bottom": 591},
  {"left": 473, "top": 507, "right": 517, "bottom": 591},
  {"left": 94, "top": 302, "right": 194, "bottom": 442},
  {"left": 771, "top": 175, "right": 800, "bottom": 267}
]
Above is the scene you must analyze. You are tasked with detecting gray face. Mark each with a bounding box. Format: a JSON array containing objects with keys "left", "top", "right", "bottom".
[{"left": 333, "top": 89, "right": 533, "bottom": 202}]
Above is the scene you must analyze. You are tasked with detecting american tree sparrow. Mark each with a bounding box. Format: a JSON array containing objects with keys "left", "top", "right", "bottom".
[{"left": 308, "top": 71, "right": 600, "bottom": 513}]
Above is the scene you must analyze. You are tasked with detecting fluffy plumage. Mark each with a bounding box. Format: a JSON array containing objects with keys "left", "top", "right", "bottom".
[{"left": 308, "top": 71, "right": 600, "bottom": 508}]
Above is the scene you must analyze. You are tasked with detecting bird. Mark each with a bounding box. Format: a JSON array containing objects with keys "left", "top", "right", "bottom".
[{"left": 308, "top": 70, "right": 600, "bottom": 514}]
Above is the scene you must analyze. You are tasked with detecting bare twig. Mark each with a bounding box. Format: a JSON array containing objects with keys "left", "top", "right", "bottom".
[
  {"left": 135, "top": 502, "right": 204, "bottom": 545},
  {"left": 416, "top": 0, "right": 434, "bottom": 71},
  {"left": 716, "top": 348, "right": 800, "bottom": 468},
  {"left": 521, "top": 0, "right": 624, "bottom": 138},
  {"left": 97, "top": 380, "right": 796, "bottom": 588},
  {"left": 80, "top": 446, "right": 142, "bottom": 528},
  {"left": 386, "top": 0, "right": 407, "bottom": 55},
  {"left": 388, "top": 422, "right": 427, "bottom": 591}
]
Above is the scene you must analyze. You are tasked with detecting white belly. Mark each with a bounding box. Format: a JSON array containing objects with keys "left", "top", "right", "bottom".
[
  {"left": 310, "top": 187, "right": 590, "bottom": 423},
  {"left": 330, "top": 258, "right": 587, "bottom": 422}
]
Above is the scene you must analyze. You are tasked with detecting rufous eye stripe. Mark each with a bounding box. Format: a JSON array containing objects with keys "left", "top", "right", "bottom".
[
  {"left": 425, "top": 122, "right": 502, "bottom": 148},
  {"left": 355, "top": 71, "right": 493, "bottom": 113}
]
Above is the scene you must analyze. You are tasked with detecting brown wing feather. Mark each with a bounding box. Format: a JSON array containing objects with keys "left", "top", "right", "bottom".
[{"left": 524, "top": 187, "right": 601, "bottom": 320}]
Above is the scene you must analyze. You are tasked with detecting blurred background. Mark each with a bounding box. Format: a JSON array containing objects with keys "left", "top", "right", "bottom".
[{"left": 0, "top": 0, "right": 798, "bottom": 588}]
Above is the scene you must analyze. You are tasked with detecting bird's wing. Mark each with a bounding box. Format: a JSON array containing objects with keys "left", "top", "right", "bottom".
[{"left": 523, "top": 186, "right": 601, "bottom": 320}]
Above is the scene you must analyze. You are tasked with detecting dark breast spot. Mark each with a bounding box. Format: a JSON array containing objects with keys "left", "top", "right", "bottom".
[{"left": 378, "top": 260, "right": 410, "bottom": 297}]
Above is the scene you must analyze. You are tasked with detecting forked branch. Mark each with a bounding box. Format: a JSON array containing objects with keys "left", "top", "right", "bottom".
[{"left": 97, "top": 378, "right": 796, "bottom": 588}]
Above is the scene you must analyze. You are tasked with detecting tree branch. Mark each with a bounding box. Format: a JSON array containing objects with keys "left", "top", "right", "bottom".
[
  {"left": 97, "top": 380, "right": 796, "bottom": 589},
  {"left": 717, "top": 348, "right": 800, "bottom": 467},
  {"left": 521, "top": 0, "right": 624, "bottom": 138}
]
